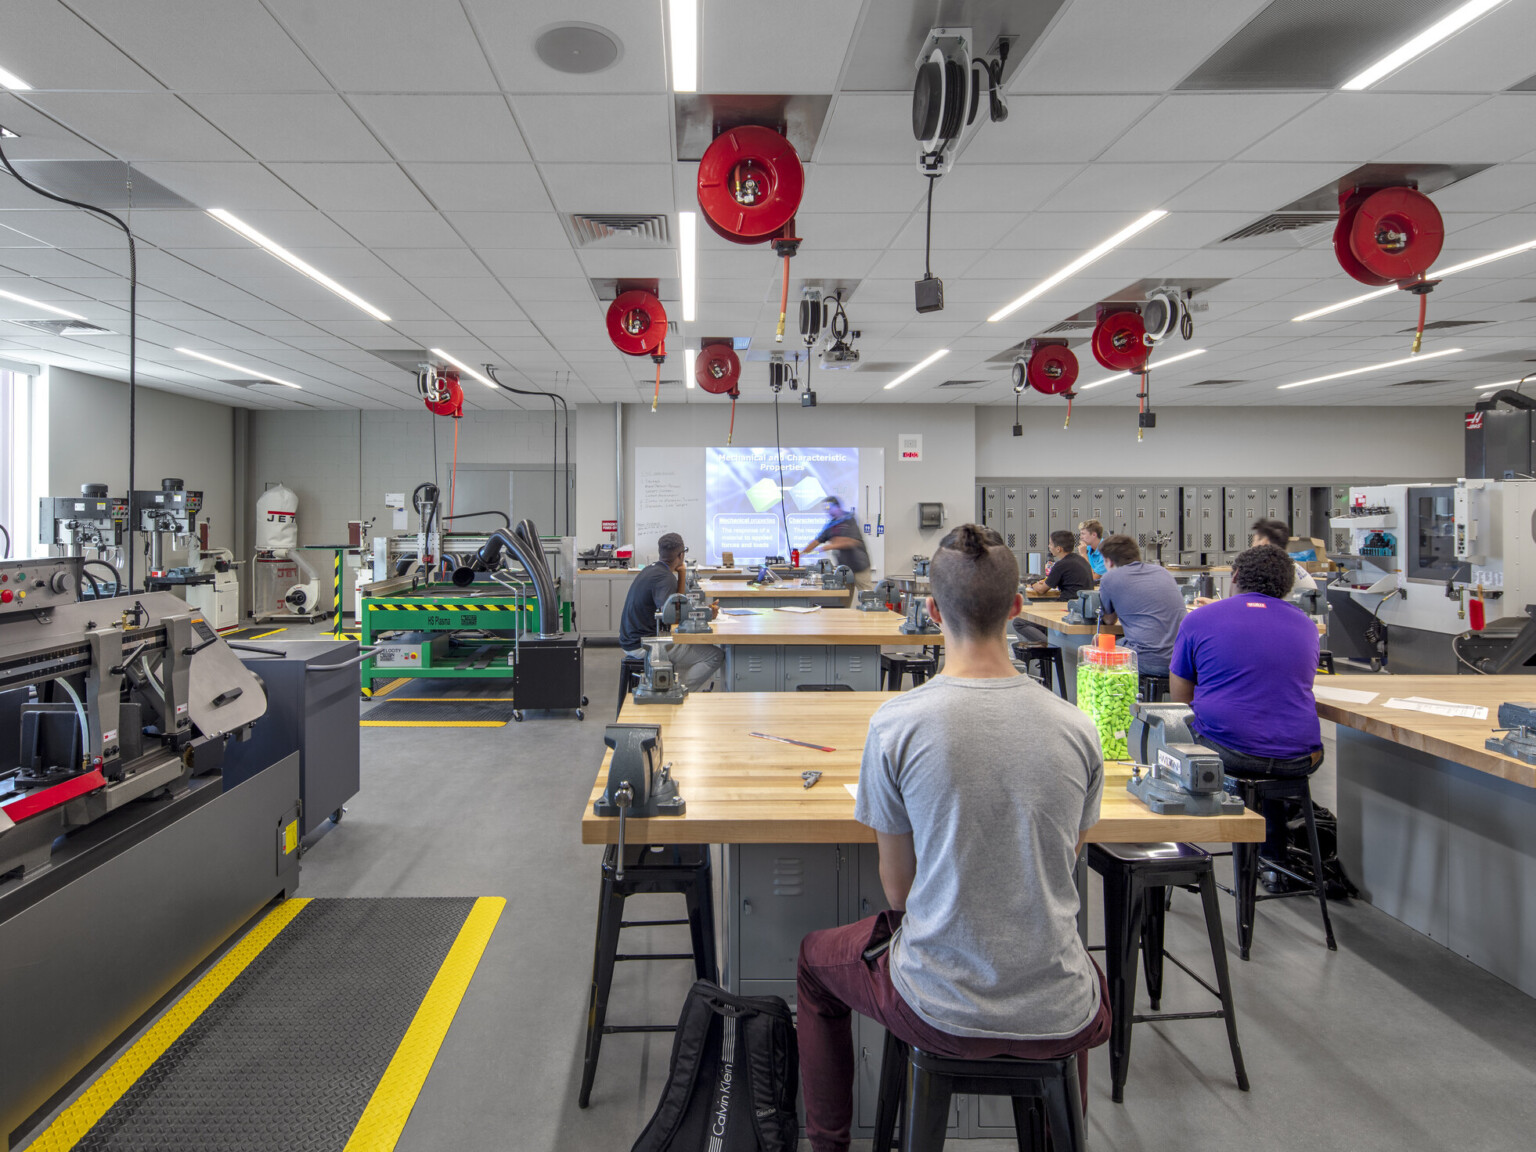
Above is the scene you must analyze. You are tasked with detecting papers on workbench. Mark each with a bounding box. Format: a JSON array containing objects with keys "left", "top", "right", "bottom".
[
  {"left": 775, "top": 605, "right": 823, "bottom": 613},
  {"left": 721, "top": 608, "right": 758, "bottom": 615},
  {"left": 1383, "top": 696, "right": 1490, "bottom": 720},
  {"left": 1312, "top": 684, "right": 1379, "bottom": 706},
  {"left": 844, "top": 782, "right": 858, "bottom": 802}
]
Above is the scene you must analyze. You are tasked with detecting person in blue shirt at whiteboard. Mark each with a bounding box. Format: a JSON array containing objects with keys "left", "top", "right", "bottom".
[
  {"left": 1077, "top": 519, "right": 1107, "bottom": 577},
  {"left": 803, "top": 495, "right": 874, "bottom": 592}
]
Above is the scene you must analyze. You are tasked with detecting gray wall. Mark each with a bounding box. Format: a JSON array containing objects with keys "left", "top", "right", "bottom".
[
  {"left": 47, "top": 367, "right": 236, "bottom": 558},
  {"left": 976, "top": 405, "right": 1463, "bottom": 480},
  {"left": 609, "top": 401, "right": 976, "bottom": 570},
  {"left": 243, "top": 406, "right": 574, "bottom": 556}
]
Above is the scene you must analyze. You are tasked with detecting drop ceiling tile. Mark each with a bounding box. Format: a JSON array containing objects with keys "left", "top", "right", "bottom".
[
  {"left": 1379, "top": 2, "right": 1536, "bottom": 94},
  {"left": 510, "top": 94, "right": 671, "bottom": 163},
  {"left": 541, "top": 163, "right": 676, "bottom": 213},
  {"left": 1379, "top": 97, "right": 1536, "bottom": 165},
  {"left": 348, "top": 95, "right": 531, "bottom": 164},
  {"left": 1100, "top": 94, "right": 1325, "bottom": 163},
  {"left": 1038, "top": 163, "right": 1218, "bottom": 213},
  {"left": 130, "top": 162, "right": 315, "bottom": 212},
  {"left": 498, "top": 276, "right": 597, "bottom": 303},
  {"left": 404, "top": 163, "right": 554, "bottom": 213},
  {"left": 888, "top": 212, "right": 1029, "bottom": 252},
  {"left": 269, "top": 163, "right": 433, "bottom": 212},
  {"left": 264, "top": 0, "right": 497, "bottom": 92},
  {"left": 701, "top": 2, "right": 862, "bottom": 94},
  {"left": 0, "top": 95, "right": 110, "bottom": 161},
  {"left": 375, "top": 248, "right": 487, "bottom": 279},
  {"left": 467, "top": 0, "right": 667, "bottom": 94},
  {"left": 443, "top": 211, "right": 572, "bottom": 249},
  {"left": 184, "top": 95, "right": 389, "bottom": 162},
  {"left": 1429, "top": 164, "right": 1536, "bottom": 214},
  {"left": 0, "top": 0, "right": 166, "bottom": 90},
  {"left": 814, "top": 93, "right": 918, "bottom": 165},
  {"left": 327, "top": 211, "right": 462, "bottom": 249},
  {"left": 0, "top": 248, "right": 119, "bottom": 278},
  {"left": 220, "top": 209, "right": 363, "bottom": 249},
  {"left": 1238, "top": 93, "right": 1485, "bottom": 162},
  {"left": 967, "top": 96, "right": 1161, "bottom": 164},
  {"left": 0, "top": 209, "right": 125, "bottom": 247},
  {"left": 784, "top": 250, "right": 880, "bottom": 280},
  {"left": 66, "top": 0, "right": 330, "bottom": 92},
  {"left": 25, "top": 93, "right": 249, "bottom": 162},
  {"left": 1162, "top": 162, "right": 1354, "bottom": 212},
  {"left": 792, "top": 164, "right": 925, "bottom": 214},
  {"left": 576, "top": 248, "right": 680, "bottom": 279},
  {"left": 478, "top": 248, "right": 587, "bottom": 278},
  {"left": 795, "top": 212, "right": 910, "bottom": 249}
]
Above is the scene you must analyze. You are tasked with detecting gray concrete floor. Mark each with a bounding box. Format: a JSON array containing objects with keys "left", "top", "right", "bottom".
[
  {"left": 27, "top": 630, "right": 1535, "bottom": 1150},
  {"left": 294, "top": 644, "right": 1536, "bottom": 1151}
]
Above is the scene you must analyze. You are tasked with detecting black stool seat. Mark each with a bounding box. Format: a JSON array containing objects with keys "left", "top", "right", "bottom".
[
  {"left": 1087, "top": 841, "right": 1248, "bottom": 1103},
  {"left": 1012, "top": 643, "right": 1067, "bottom": 699},
  {"left": 1317, "top": 650, "right": 1337, "bottom": 674},
  {"left": 873, "top": 1031, "right": 1084, "bottom": 1152},
  {"left": 1223, "top": 772, "right": 1336, "bottom": 960},
  {"left": 616, "top": 654, "right": 645, "bottom": 718},
  {"left": 881, "top": 651, "right": 938, "bottom": 690},
  {"left": 579, "top": 843, "right": 717, "bottom": 1108},
  {"left": 1137, "top": 673, "right": 1170, "bottom": 703}
]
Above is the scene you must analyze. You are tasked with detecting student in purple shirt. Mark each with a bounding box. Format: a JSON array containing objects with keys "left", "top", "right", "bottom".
[{"left": 1171, "top": 544, "right": 1322, "bottom": 854}]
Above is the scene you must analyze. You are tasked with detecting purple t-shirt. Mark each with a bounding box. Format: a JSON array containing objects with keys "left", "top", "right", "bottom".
[{"left": 1170, "top": 593, "right": 1321, "bottom": 758}]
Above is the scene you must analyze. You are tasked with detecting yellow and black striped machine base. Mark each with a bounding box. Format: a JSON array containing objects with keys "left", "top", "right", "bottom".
[{"left": 23, "top": 897, "right": 503, "bottom": 1152}]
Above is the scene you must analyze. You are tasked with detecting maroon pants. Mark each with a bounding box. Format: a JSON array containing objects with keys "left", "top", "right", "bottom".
[{"left": 796, "top": 912, "right": 1111, "bottom": 1152}]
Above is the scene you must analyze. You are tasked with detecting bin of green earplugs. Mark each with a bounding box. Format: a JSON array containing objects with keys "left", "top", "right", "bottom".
[{"left": 1077, "top": 633, "right": 1137, "bottom": 760}]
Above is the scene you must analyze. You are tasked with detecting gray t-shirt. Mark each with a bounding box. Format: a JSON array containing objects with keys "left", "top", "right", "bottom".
[
  {"left": 854, "top": 674, "right": 1104, "bottom": 1040},
  {"left": 1097, "top": 560, "right": 1186, "bottom": 675}
]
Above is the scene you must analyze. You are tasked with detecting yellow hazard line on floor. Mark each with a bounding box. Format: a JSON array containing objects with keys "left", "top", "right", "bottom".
[
  {"left": 24, "top": 899, "right": 312, "bottom": 1152},
  {"left": 360, "top": 720, "right": 506, "bottom": 728},
  {"left": 361, "top": 677, "right": 410, "bottom": 699},
  {"left": 342, "top": 897, "right": 505, "bottom": 1152},
  {"left": 250, "top": 627, "right": 288, "bottom": 639},
  {"left": 386, "top": 697, "right": 518, "bottom": 703}
]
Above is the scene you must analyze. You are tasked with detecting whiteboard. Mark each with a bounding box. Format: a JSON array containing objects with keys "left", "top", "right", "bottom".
[{"left": 633, "top": 446, "right": 705, "bottom": 562}]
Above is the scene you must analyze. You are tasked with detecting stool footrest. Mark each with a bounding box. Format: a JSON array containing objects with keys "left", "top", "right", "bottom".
[
  {"left": 1132, "top": 1010, "right": 1227, "bottom": 1024},
  {"left": 602, "top": 1024, "right": 678, "bottom": 1034},
  {"left": 1162, "top": 950, "right": 1223, "bottom": 1000},
  {"left": 620, "top": 918, "right": 690, "bottom": 928},
  {"left": 615, "top": 952, "right": 697, "bottom": 962}
]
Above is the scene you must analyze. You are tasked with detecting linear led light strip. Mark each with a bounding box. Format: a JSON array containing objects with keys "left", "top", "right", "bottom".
[
  {"left": 1476, "top": 378, "right": 1527, "bottom": 390},
  {"left": 177, "top": 347, "right": 302, "bottom": 389},
  {"left": 207, "top": 208, "right": 391, "bottom": 322},
  {"left": 0, "top": 63, "right": 30, "bottom": 90},
  {"left": 679, "top": 211, "right": 697, "bottom": 322},
  {"left": 1342, "top": 0, "right": 1507, "bottom": 90},
  {"left": 669, "top": 0, "right": 697, "bottom": 92},
  {"left": 1294, "top": 238, "right": 1536, "bottom": 322},
  {"left": 1277, "top": 347, "right": 1462, "bottom": 391},
  {"left": 684, "top": 346, "right": 697, "bottom": 388},
  {"left": 0, "top": 286, "right": 85, "bottom": 320},
  {"left": 884, "top": 348, "right": 949, "bottom": 390},
  {"left": 430, "top": 348, "right": 495, "bottom": 389},
  {"left": 1077, "top": 347, "right": 1207, "bottom": 390},
  {"left": 988, "top": 210, "right": 1167, "bottom": 323}
]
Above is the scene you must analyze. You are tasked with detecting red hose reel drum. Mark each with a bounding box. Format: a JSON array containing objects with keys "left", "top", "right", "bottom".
[
  {"left": 606, "top": 290, "right": 668, "bottom": 357},
  {"left": 695, "top": 344, "right": 741, "bottom": 395},
  {"left": 1026, "top": 342, "right": 1079, "bottom": 395},
  {"left": 1091, "top": 308, "right": 1148, "bottom": 373},
  {"left": 1335, "top": 186, "right": 1444, "bottom": 286},
  {"left": 697, "top": 125, "right": 805, "bottom": 244},
  {"left": 424, "top": 371, "right": 463, "bottom": 418}
]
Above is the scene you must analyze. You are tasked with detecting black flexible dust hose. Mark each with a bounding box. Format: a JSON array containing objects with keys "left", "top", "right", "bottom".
[{"left": 453, "top": 527, "right": 561, "bottom": 635}]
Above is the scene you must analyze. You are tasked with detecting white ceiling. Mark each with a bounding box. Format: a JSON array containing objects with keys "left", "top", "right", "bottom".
[{"left": 0, "top": 0, "right": 1532, "bottom": 414}]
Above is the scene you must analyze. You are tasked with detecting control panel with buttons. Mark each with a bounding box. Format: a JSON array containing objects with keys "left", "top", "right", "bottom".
[{"left": 0, "top": 556, "right": 84, "bottom": 618}]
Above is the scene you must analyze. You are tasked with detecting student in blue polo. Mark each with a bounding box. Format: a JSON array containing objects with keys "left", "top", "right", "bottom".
[{"left": 1077, "top": 519, "right": 1107, "bottom": 577}]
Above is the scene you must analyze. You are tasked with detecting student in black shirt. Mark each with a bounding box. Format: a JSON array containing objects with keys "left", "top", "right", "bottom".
[
  {"left": 618, "top": 532, "right": 723, "bottom": 690},
  {"left": 1012, "top": 531, "right": 1095, "bottom": 644}
]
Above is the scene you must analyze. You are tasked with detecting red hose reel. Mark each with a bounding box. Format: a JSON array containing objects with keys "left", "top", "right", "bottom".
[
  {"left": 1335, "top": 184, "right": 1446, "bottom": 350},
  {"left": 606, "top": 289, "right": 668, "bottom": 358},
  {"left": 423, "top": 370, "right": 463, "bottom": 418},
  {"left": 1025, "top": 341, "right": 1079, "bottom": 395},
  {"left": 695, "top": 343, "right": 741, "bottom": 396},
  {"left": 1090, "top": 307, "right": 1148, "bottom": 373}
]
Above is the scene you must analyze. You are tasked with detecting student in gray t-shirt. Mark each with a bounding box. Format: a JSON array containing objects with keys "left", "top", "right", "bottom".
[
  {"left": 796, "top": 523, "right": 1110, "bottom": 1152},
  {"left": 1096, "top": 533, "right": 1187, "bottom": 676}
]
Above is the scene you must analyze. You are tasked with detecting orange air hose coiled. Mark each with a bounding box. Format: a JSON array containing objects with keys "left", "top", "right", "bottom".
[{"left": 776, "top": 255, "right": 790, "bottom": 343}]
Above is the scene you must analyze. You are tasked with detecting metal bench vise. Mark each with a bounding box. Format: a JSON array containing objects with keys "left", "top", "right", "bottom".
[{"left": 1126, "top": 702, "right": 1246, "bottom": 817}]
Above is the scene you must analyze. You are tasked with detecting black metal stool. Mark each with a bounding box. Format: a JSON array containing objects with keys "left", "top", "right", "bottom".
[
  {"left": 872, "top": 1030, "right": 1084, "bottom": 1152},
  {"left": 578, "top": 843, "right": 717, "bottom": 1108},
  {"left": 1317, "top": 650, "right": 1337, "bottom": 674},
  {"left": 616, "top": 655, "right": 645, "bottom": 718},
  {"left": 1086, "top": 842, "right": 1248, "bottom": 1103},
  {"left": 1224, "top": 773, "right": 1336, "bottom": 961},
  {"left": 881, "top": 651, "right": 938, "bottom": 690},
  {"left": 1011, "top": 644, "right": 1067, "bottom": 699},
  {"left": 1137, "top": 673, "right": 1170, "bottom": 702}
]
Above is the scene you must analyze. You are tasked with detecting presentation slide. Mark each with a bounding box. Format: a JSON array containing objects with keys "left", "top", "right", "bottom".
[{"left": 704, "top": 446, "right": 860, "bottom": 563}]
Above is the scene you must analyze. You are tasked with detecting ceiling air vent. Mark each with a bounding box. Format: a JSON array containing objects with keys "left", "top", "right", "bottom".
[
  {"left": 9, "top": 318, "right": 112, "bottom": 336},
  {"left": 1217, "top": 213, "right": 1335, "bottom": 247},
  {"left": 1388, "top": 379, "right": 1450, "bottom": 387},
  {"left": 1397, "top": 319, "right": 1491, "bottom": 332},
  {"left": 566, "top": 213, "right": 672, "bottom": 249},
  {"left": 1040, "top": 319, "right": 1095, "bottom": 335},
  {"left": 1188, "top": 379, "right": 1245, "bottom": 387},
  {"left": 937, "top": 379, "right": 984, "bottom": 388}
]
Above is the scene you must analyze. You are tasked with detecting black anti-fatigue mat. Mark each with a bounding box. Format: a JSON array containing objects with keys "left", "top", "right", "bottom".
[{"left": 28, "top": 897, "right": 502, "bottom": 1152}]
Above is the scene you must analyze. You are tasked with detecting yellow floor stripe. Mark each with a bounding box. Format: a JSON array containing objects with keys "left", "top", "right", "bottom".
[
  {"left": 360, "top": 720, "right": 506, "bottom": 728},
  {"left": 342, "top": 897, "right": 505, "bottom": 1152},
  {"left": 385, "top": 697, "right": 518, "bottom": 703},
  {"left": 24, "top": 899, "right": 311, "bottom": 1152},
  {"left": 250, "top": 627, "right": 288, "bottom": 639}
]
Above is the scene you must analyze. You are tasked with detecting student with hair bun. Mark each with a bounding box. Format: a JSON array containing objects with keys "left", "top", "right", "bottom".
[{"left": 795, "top": 523, "right": 1110, "bottom": 1152}]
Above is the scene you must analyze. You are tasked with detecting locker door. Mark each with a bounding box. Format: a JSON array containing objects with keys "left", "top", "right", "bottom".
[
  {"left": 1133, "top": 487, "right": 1154, "bottom": 550},
  {"left": 1024, "top": 487, "right": 1046, "bottom": 555},
  {"left": 1068, "top": 487, "right": 1087, "bottom": 533},
  {"left": 1265, "top": 485, "right": 1290, "bottom": 525},
  {"left": 782, "top": 646, "right": 830, "bottom": 690},
  {"left": 1199, "top": 487, "right": 1222, "bottom": 555},
  {"left": 1047, "top": 486, "right": 1069, "bottom": 538},
  {"left": 1155, "top": 487, "right": 1180, "bottom": 561},
  {"left": 980, "top": 485, "right": 1001, "bottom": 534},
  {"left": 1181, "top": 486, "right": 1198, "bottom": 553},
  {"left": 1002, "top": 485, "right": 1022, "bottom": 553},
  {"left": 735, "top": 844, "right": 841, "bottom": 980},
  {"left": 1329, "top": 485, "right": 1352, "bottom": 554},
  {"left": 1088, "top": 486, "right": 1108, "bottom": 526},
  {"left": 1291, "top": 487, "right": 1310, "bottom": 540}
]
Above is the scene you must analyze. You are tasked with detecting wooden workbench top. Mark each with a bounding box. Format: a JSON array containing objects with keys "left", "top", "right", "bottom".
[
  {"left": 582, "top": 692, "right": 1264, "bottom": 846},
  {"left": 1016, "top": 601, "right": 1124, "bottom": 637},
  {"left": 668, "top": 606, "right": 918, "bottom": 645},
  {"left": 697, "top": 578, "right": 845, "bottom": 599},
  {"left": 1314, "top": 674, "right": 1536, "bottom": 789}
]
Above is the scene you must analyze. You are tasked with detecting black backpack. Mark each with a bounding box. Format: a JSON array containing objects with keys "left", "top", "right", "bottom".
[
  {"left": 629, "top": 981, "right": 799, "bottom": 1152},
  {"left": 1262, "top": 802, "right": 1360, "bottom": 900}
]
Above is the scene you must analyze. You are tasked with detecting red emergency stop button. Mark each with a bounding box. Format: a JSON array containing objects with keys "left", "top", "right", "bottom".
[{"left": 0, "top": 590, "right": 12, "bottom": 604}]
